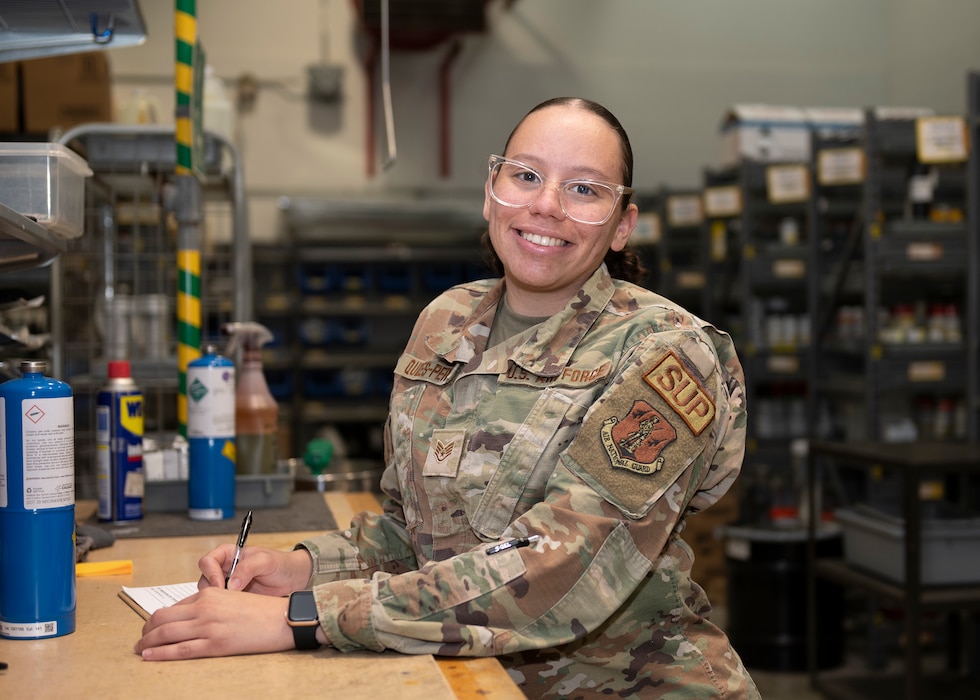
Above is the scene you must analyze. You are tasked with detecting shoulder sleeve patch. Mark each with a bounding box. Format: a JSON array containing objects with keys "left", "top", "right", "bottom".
[{"left": 564, "top": 346, "right": 718, "bottom": 519}]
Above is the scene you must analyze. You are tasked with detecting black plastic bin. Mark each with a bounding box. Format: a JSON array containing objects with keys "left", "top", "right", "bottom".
[{"left": 723, "top": 524, "right": 844, "bottom": 672}]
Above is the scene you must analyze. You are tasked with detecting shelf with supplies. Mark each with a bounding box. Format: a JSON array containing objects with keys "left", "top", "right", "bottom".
[
  {"left": 0, "top": 200, "right": 67, "bottom": 272},
  {"left": 806, "top": 440, "right": 980, "bottom": 700},
  {"left": 262, "top": 196, "right": 492, "bottom": 462},
  {"left": 708, "top": 158, "right": 813, "bottom": 520},
  {"left": 802, "top": 80, "right": 980, "bottom": 700},
  {"left": 809, "top": 109, "right": 971, "bottom": 445},
  {"left": 653, "top": 186, "right": 706, "bottom": 314},
  {"left": 49, "top": 126, "right": 249, "bottom": 500}
]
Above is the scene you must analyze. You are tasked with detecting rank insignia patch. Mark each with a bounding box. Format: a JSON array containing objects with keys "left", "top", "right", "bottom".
[
  {"left": 423, "top": 428, "right": 465, "bottom": 477},
  {"left": 643, "top": 351, "right": 715, "bottom": 436},
  {"left": 600, "top": 400, "right": 677, "bottom": 475}
]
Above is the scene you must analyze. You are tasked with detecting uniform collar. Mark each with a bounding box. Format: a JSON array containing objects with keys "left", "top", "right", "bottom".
[{"left": 426, "top": 264, "right": 617, "bottom": 377}]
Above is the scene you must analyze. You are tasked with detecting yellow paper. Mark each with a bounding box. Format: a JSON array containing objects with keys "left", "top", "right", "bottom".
[{"left": 76, "top": 560, "right": 134, "bottom": 576}]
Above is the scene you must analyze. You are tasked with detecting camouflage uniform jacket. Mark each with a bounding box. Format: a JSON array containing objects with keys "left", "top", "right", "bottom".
[{"left": 299, "top": 264, "right": 759, "bottom": 699}]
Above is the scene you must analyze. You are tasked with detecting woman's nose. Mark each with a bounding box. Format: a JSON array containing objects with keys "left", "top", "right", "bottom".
[{"left": 529, "top": 182, "right": 567, "bottom": 220}]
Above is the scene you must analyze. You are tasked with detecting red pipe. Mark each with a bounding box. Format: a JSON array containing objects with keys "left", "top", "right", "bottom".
[
  {"left": 439, "top": 39, "right": 462, "bottom": 178},
  {"left": 365, "top": 39, "right": 378, "bottom": 178}
]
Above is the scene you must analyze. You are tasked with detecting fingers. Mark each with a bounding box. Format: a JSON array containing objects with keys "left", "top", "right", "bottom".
[
  {"left": 198, "top": 545, "right": 234, "bottom": 589},
  {"left": 134, "top": 588, "right": 294, "bottom": 661}
]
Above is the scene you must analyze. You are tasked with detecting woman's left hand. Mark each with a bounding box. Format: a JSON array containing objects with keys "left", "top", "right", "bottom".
[{"left": 133, "top": 586, "right": 294, "bottom": 660}]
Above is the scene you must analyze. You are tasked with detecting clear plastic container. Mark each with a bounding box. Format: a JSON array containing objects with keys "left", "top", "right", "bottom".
[{"left": 0, "top": 142, "right": 92, "bottom": 239}]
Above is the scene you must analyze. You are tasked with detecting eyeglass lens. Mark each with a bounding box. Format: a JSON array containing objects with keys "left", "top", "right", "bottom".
[{"left": 491, "top": 160, "right": 618, "bottom": 224}]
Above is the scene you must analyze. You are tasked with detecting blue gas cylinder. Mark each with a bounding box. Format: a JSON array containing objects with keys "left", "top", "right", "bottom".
[
  {"left": 0, "top": 360, "right": 75, "bottom": 639},
  {"left": 187, "top": 344, "right": 236, "bottom": 520}
]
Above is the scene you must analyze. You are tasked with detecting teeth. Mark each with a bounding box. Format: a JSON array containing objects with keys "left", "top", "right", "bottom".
[{"left": 520, "top": 231, "right": 567, "bottom": 247}]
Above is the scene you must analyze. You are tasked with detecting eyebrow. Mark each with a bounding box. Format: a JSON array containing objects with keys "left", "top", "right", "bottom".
[{"left": 505, "top": 154, "right": 615, "bottom": 183}]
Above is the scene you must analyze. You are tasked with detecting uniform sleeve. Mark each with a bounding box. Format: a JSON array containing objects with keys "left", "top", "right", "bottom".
[
  {"left": 298, "top": 443, "right": 420, "bottom": 584},
  {"left": 299, "top": 508, "right": 419, "bottom": 585},
  {"left": 310, "top": 326, "right": 746, "bottom": 656}
]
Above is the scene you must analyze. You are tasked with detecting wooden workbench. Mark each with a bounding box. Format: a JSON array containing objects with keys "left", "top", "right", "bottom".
[{"left": 0, "top": 492, "right": 524, "bottom": 700}]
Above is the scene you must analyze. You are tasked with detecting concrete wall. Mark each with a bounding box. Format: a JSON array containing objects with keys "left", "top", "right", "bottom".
[{"left": 107, "top": 0, "right": 980, "bottom": 242}]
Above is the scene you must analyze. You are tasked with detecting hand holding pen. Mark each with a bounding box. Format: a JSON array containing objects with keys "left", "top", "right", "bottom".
[{"left": 225, "top": 510, "right": 253, "bottom": 589}]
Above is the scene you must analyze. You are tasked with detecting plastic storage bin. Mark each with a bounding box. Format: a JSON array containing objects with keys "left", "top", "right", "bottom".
[
  {"left": 144, "top": 474, "right": 294, "bottom": 512},
  {"left": 836, "top": 506, "right": 980, "bottom": 584},
  {"left": 0, "top": 143, "right": 92, "bottom": 239}
]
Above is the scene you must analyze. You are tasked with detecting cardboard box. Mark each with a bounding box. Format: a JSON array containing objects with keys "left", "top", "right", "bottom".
[
  {"left": 21, "top": 52, "right": 112, "bottom": 134},
  {"left": 0, "top": 61, "right": 18, "bottom": 132},
  {"left": 803, "top": 106, "right": 864, "bottom": 140},
  {"left": 720, "top": 104, "right": 870, "bottom": 167},
  {"left": 719, "top": 104, "right": 810, "bottom": 167}
]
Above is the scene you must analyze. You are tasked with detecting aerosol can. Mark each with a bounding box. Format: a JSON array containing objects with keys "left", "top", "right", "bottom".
[
  {"left": 0, "top": 360, "right": 75, "bottom": 639},
  {"left": 187, "top": 343, "right": 236, "bottom": 520},
  {"left": 223, "top": 322, "right": 278, "bottom": 474},
  {"left": 96, "top": 360, "right": 144, "bottom": 522}
]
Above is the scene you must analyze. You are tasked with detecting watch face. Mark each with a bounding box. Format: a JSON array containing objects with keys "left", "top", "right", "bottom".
[{"left": 289, "top": 591, "right": 318, "bottom": 622}]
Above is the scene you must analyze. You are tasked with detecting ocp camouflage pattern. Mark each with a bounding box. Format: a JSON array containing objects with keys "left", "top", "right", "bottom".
[{"left": 300, "top": 264, "right": 759, "bottom": 699}]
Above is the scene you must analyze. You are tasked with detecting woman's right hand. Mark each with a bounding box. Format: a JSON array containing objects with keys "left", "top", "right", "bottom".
[{"left": 198, "top": 545, "right": 314, "bottom": 595}]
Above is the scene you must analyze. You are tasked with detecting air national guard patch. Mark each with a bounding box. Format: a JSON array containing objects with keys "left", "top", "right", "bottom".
[{"left": 600, "top": 400, "right": 677, "bottom": 475}]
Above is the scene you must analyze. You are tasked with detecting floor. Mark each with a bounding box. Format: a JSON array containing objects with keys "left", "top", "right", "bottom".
[
  {"left": 749, "top": 667, "right": 822, "bottom": 700},
  {"left": 713, "top": 605, "right": 980, "bottom": 700}
]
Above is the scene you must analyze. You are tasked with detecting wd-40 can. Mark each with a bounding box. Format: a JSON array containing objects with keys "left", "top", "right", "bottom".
[
  {"left": 187, "top": 345, "right": 236, "bottom": 520},
  {"left": 96, "top": 360, "right": 144, "bottom": 522},
  {"left": 0, "top": 360, "right": 76, "bottom": 639}
]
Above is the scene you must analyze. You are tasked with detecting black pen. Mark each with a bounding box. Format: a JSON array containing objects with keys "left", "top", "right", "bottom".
[
  {"left": 485, "top": 534, "right": 540, "bottom": 556},
  {"left": 225, "top": 510, "right": 253, "bottom": 588}
]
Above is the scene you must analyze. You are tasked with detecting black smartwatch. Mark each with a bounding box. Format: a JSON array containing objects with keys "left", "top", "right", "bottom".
[{"left": 286, "top": 591, "right": 321, "bottom": 650}]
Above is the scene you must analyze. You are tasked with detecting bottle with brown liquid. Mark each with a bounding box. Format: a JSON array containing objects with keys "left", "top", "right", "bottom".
[{"left": 223, "top": 322, "right": 278, "bottom": 474}]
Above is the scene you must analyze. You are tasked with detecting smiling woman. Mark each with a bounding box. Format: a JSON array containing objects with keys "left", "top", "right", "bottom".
[{"left": 134, "top": 96, "right": 759, "bottom": 700}]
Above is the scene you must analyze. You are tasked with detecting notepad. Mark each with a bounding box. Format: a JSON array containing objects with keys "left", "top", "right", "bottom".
[{"left": 119, "top": 582, "right": 199, "bottom": 620}]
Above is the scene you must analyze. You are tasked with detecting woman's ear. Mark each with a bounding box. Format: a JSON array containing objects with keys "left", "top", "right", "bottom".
[
  {"left": 483, "top": 178, "right": 493, "bottom": 222},
  {"left": 611, "top": 203, "right": 639, "bottom": 252}
]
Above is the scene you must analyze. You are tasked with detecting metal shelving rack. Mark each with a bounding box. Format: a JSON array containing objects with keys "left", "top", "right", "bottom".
[
  {"left": 655, "top": 186, "right": 707, "bottom": 316},
  {"left": 700, "top": 166, "right": 742, "bottom": 329},
  {"left": 807, "top": 130, "right": 865, "bottom": 443},
  {"left": 50, "top": 125, "right": 250, "bottom": 499},
  {"left": 805, "top": 93, "right": 980, "bottom": 700},
  {"left": 0, "top": 201, "right": 67, "bottom": 272},
  {"left": 264, "top": 196, "right": 489, "bottom": 464},
  {"left": 968, "top": 73, "right": 980, "bottom": 445},
  {"left": 704, "top": 160, "right": 813, "bottom": 523}
]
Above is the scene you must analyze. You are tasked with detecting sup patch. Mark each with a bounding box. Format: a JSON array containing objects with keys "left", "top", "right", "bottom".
[
  {"left": 643, "top": 351, "right": 715, "bottom": 436},
  {"left": 600, "top": 400, "right": 677, "bottom": 475}
]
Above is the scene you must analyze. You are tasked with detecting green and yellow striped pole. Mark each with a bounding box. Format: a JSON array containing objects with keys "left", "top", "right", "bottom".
[{"left": 175, "top": 0, "right": 201, "bottom": 436}]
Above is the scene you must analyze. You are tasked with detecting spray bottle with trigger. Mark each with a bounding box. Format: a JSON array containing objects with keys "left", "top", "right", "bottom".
[{"left": 222, "top": 322, "right": 278, "bottom": 474}]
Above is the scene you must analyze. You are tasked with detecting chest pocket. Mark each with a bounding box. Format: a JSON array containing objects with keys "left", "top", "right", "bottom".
[
  {"left": 468, "top": 386, "right": 584, "bottom": 539},
  {"left": 387, "top": 382, "right": 427, "bottom": 529}
]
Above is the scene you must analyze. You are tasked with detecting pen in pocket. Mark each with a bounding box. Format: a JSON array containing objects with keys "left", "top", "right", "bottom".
[{"left": 486, "top": 534, "right": 540, "bottom": 556}]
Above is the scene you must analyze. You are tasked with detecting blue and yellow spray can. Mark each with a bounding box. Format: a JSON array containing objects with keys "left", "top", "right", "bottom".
[{"left": 96, "top": 360, "right": 144, "bottom": 522}]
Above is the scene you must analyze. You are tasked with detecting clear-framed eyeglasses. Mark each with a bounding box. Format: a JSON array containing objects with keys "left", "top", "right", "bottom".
[{"left": 487, "top": 154, "right": 633, "bottom": 226}]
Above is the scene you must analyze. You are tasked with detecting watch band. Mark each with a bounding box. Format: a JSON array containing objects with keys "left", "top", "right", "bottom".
[{"left": 287, "top": 591, "right": 321, "bottom": 650}]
